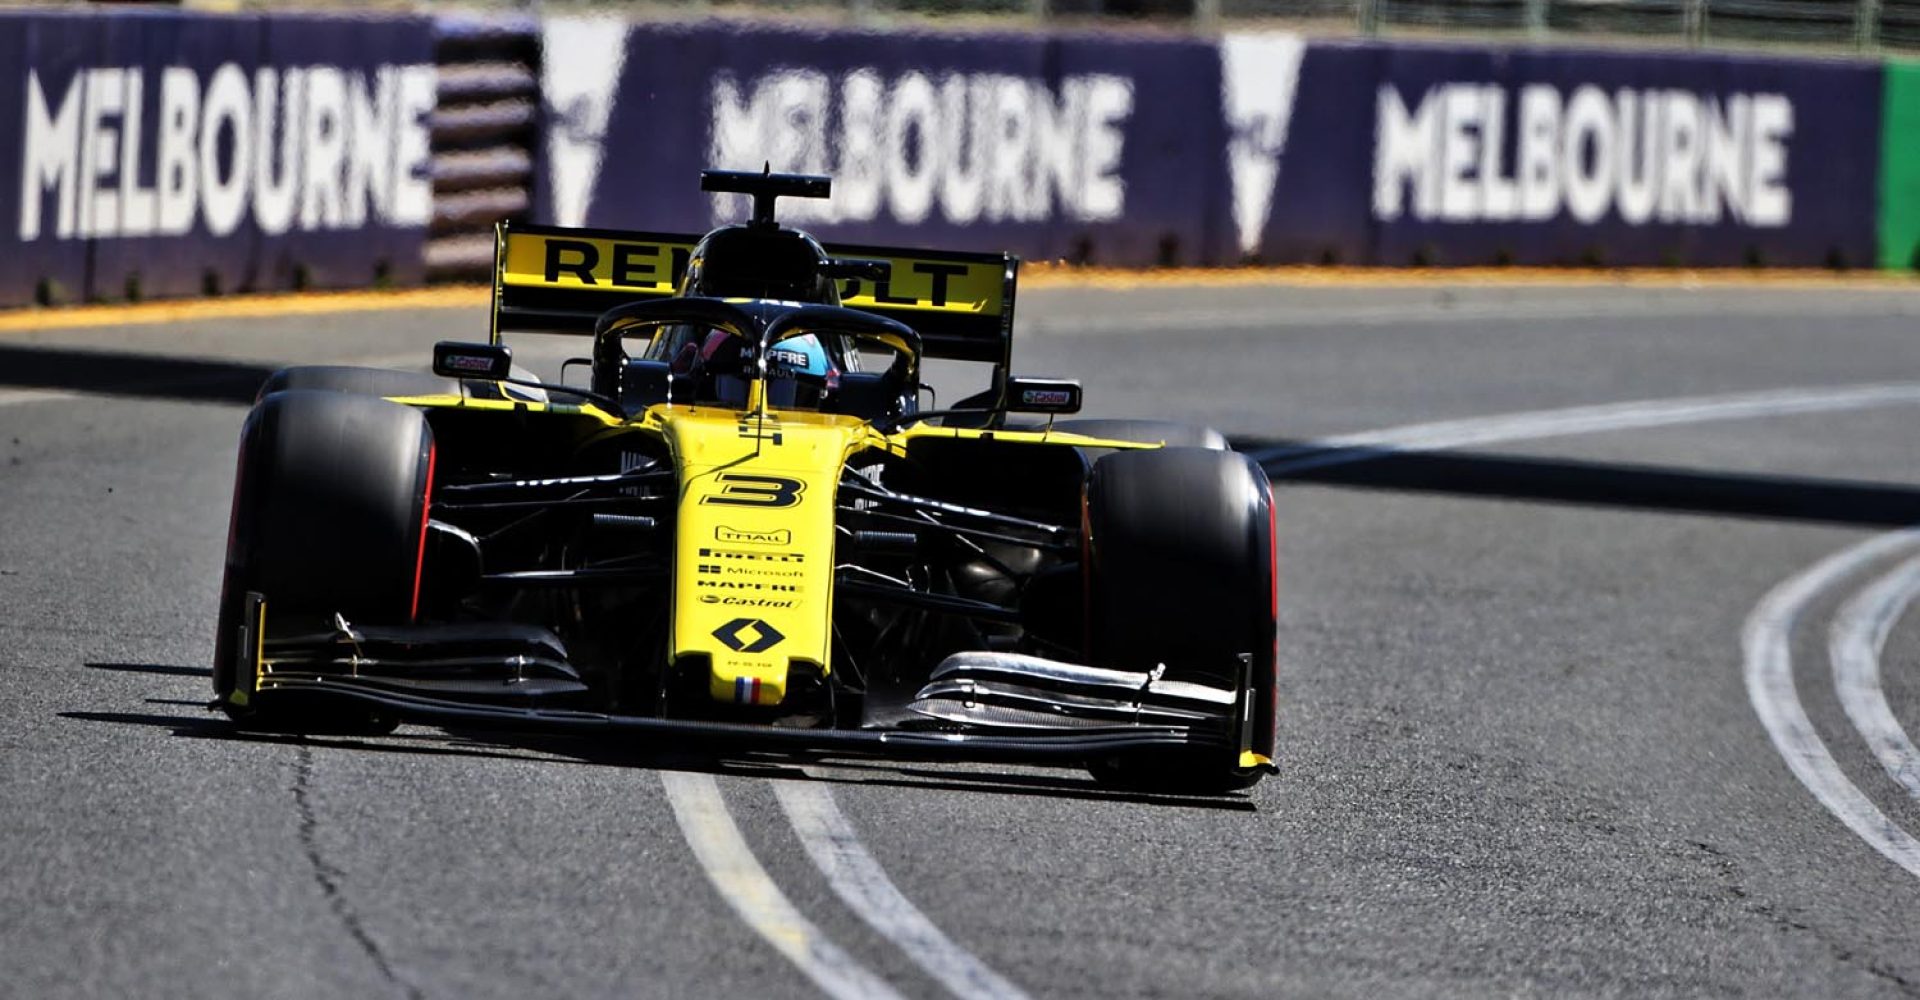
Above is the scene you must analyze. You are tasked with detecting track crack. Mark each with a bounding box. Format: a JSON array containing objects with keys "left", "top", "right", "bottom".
[
  {"left": 1689, "top": 841, "right": 1920, "bottom": 997},
  {"left": 293, "top": 746, "right": 424, "bottom": 1000}
]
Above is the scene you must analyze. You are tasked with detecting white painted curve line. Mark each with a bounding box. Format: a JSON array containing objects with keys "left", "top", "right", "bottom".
[
  {"left": 775, "top": 781, "right": 1032, "bottom": 1000},
  {"left": 0, "top": 388, "right": 75, "bottom": 408},
  {"left": 1743, "top": 529, "right": 1920, "bottom": 881},
  {"left": 1250, "top": 382, "right": 1920, "bottom": 474},
  {"left": 660, "top": 771, "right": 908, "bottom": 1000},
  {"left": 1830, "top": 555, "right": 1920, "bottom": 805},
  {"left": 693, "top": 376, "right": 1920, "bottom": 988}
]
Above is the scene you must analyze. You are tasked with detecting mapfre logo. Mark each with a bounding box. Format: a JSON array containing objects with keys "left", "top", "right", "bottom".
[{"left": 715, "top": 525, "right": 791, "bottom": 546}]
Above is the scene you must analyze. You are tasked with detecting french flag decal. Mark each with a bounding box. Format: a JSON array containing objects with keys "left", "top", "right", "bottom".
[{"left": 733, "top": 676, "right": 762, "bottom": 705}]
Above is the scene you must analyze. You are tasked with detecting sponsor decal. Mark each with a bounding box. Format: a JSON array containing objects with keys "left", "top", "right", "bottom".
[
  {"left": 439, "top": 353, "right": 498, "bottom": 373},
  {"left": 698, "top": 562, "right": 804, "bottom": 580},
  {"left": 699, "top": 547, "right": 805, "bottom": 564},
  {"left": 697, "top": 579, "right": 800, "bottom": 592},
  {"left": 19, "top": 62, "right": 435, "bottom": 241},
  {"left": 710, "top": 68, "right": 1133, "bottom": 227},
  {"left": 1220, "top": 33, "right": 1306, "bottom": 256},
  {"left": 1373, "top": 82, "right": 1793, "bottom": 227},
  {"left": 1020, "top": 388, "right": 1073, "bottom": 407},
  {"left": 711, "top": 617, "right": 786, "bottom": 653},
  {"left": 505, "top": 233, "right": 690, "bottom": 292},
  {"left": 835, "top": 259, "right": 982, "bottom": 309},
  {"left": 699, "top": 595, "right": 798, "bottom": 608},
  {"left": 715, "top": 525, "right": 791, "bottom": 546}
]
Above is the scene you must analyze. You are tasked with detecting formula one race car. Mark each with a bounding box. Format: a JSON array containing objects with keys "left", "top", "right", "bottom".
[{"left": 212, "top": 169, "right": 1278, "bottom": 793}]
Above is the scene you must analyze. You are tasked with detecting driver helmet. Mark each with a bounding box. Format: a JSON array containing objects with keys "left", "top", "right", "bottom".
[{"left": 764, "top": 334, "right": 839, "bottom": 410}]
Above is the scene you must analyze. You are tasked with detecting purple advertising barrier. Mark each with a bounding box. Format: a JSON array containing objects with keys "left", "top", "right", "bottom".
[
  {"left": 2, "top": 15, "right": 100, "bottom": 306},
  {"left": 0, "top": 9, "right": 436, "bottom": 307},
  {"left": 1251, "top": 37, "right": 1880, "bottom": 267},
  {"left": 544, "top": 19, "right": 1235, "bottom": 267}
]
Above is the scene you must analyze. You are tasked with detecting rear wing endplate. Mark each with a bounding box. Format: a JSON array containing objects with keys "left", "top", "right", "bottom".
[{"left": 489, "top": 222, "right": 1019, "bottom": 367}]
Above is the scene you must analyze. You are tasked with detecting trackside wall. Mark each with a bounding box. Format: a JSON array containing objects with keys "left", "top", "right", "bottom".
[
  {"left": 0, "top": 9, "right": 436, "bottom": 308},
  {"left": 544, "top": 21, "right": 1889, "bottom": 270},
  {"left": 1252, "top": 40, "right": 1881, "bottom": 268},
  {"left": 541, "top": 18, "right": 1238, "bottom": 268},
  {"left": 3, "top": 9, "right": 1911, "bottom": 309}
]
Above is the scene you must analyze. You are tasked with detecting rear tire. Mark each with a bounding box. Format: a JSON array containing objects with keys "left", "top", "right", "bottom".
[
  {"left": 1048, "top": 418, "right": 1227, "bottom": 464},
  {"left": 1083, "top": 447, "right": 1277, "bottom": 794},
  {"left": 212, "top": 390, "right": 435, "bottom": 731},
  {"left": 255, "top": 365, "right": 457, "bottom": 404}
]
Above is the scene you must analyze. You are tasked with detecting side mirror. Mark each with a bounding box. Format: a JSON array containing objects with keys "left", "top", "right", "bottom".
[
  {"left": 824, "top": 257, "right": 891, "bottom": 282},
  {"left": 1004, "top": 376, "right": 1082, "bottom": 415},
  {"left": 433, "top": 341, "right": 513, "bottom": 380}
]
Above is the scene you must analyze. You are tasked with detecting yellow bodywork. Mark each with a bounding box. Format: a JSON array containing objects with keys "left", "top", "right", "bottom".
[
  {"left": 660, "top": 403, "right": 865, "bottom": 707},
  {"left": 391, "top": 386, "right": 1148, "bottom": 708}
]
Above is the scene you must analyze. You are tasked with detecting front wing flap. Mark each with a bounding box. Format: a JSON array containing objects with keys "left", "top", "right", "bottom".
[{"left": 246, "top": 675, "right": 1223, "bottom": 766}]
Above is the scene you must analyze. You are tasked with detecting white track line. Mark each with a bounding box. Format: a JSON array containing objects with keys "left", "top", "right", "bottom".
[
  {"left": 1830, "top": 556, "right": 1920, "bottom": 805},
  {"left": 1250, "top": 382, "right": 1920, "bottom": 474},
  {"left": 663, "top": 377, "right": 1920, "bottom": 993},
  {"left": 660, "top": 771, "right": 907, "bottom": 1000},
  {"left": 1241, "top": 379, "right": 1920, "bottom": 880},
  {"left": 1743, "top": 531, "right": 1920, "bottom": 880},
  {"left": 774, "top": 781, "right": 1031, "bottom": 1000},
  {"left": 0, "top": 389, "right": 75, "bottom": 407}
]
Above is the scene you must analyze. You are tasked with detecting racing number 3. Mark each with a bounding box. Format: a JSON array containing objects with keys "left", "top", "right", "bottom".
[{"left": 702, "top": 473, "right": 805, "bottom": 508}]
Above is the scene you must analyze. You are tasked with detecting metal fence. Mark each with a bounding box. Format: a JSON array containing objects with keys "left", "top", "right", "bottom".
[{"left": 493, "top": 0, "right": 1915, "bottom": 51}]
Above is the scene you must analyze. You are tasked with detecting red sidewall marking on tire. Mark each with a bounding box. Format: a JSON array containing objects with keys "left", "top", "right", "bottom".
[{"left": 411, "top": 440, "right": 436, "bottom": 622}]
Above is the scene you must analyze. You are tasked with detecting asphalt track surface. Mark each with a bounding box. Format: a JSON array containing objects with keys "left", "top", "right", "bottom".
[{"left": 4, "top": 281, "right": 1920, "bottom": 998}]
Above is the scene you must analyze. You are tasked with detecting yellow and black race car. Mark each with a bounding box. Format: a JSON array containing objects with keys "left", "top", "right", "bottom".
[{"left": 212, "top": 170, "right": 1279, "bottom": 794}]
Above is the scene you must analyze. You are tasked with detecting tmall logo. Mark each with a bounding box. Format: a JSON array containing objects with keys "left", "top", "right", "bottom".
[
  {"left": 715, "top": 525, "right": 791, "bottom": 546},
  {"left": 1219, "top": 33, "right": 1306, "bottom": 258}
]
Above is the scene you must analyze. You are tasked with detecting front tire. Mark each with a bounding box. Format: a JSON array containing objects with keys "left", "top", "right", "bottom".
[
  {"left": 212, "top": 390, "right": 435, "bottom": 731},
  {"left": 1083, "top": 446, "right": 1278, "bottom": 793}
]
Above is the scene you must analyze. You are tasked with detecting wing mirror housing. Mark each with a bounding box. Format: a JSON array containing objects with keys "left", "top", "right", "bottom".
[
  {"left": 433, "top": 341, "right": 513, "bottom": 380},
  {"left": 1004, "top": 376, "right": 1082, "bottom": 415},
  {"left": 824, "top": 258, "right": 890, "bottom": 282}
]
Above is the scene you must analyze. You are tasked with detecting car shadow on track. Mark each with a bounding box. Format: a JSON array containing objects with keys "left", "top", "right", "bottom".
[
  {"left": 59, "top": 694, "right": 1257, "bottom": 811},
  {"left": 0, "top": 344, "right": 272, "bottom": 404},
  {"left": 1239, "top": 438, "right": 1920, "bottom": 527},
  {"left": 87, "top": 661, "right": 212, "bottom": 678}
]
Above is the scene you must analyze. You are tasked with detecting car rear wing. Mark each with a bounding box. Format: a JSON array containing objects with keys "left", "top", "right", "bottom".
[{"left": 489, "top": 221, "right": 1019, "bottom": 367}]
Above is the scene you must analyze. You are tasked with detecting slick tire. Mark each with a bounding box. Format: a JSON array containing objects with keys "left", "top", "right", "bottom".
[
  {"left": 255, "top": 365, "right": 457, "bottom": 404},
  {"left": 212, "top": 390, "right": 436, "bottom": 732},
  {"left": 1083, "top": 446, "right": 1278, "bottom": 795},
  {"left": 1047, "top": 418, "right": 1228, "bottom": 465}
]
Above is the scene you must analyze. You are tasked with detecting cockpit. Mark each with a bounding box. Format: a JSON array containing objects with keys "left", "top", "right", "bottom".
[{"left": 596, "top": 299, "right": 920, "bottom": 420}]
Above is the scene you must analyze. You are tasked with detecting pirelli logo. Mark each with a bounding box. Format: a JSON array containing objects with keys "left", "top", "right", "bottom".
[{"left": 698, "top": 547, "right": 804, "bottom": 564}]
